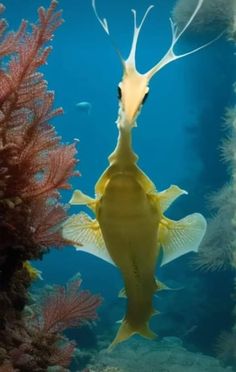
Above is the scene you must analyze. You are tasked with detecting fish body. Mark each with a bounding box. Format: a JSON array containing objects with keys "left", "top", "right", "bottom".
[
  {"left": 63, "top": 125, "right": 206, "bottom": 347},
  {"left": 62, "top": 0, "right": 211, "bottom": 348},
  {"left": 96, "top": 163, "right": 160, "bottom": 344}
]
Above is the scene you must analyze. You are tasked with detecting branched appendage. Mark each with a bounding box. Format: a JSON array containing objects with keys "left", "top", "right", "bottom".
[
  {"left": 92, "top": 0, "right": 222, "bottom": 132},
  {"left": 92, "top": 0, "right": 222, "bottom": 77},
  {"left": 146, "top": 1, "right": 224, "bottom": 78}
]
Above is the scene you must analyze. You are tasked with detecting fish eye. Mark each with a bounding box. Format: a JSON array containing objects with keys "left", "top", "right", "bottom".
[
  {"left": 117, "top": 85, "right": 122, "bottom": 100},
  {"left": 142, "top": 91, "right": 149, "bottom": 105}
]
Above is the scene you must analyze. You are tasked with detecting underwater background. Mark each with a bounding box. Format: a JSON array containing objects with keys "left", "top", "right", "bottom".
[{"left": 2, "top": 0, "right": 236, "bottom": 371}]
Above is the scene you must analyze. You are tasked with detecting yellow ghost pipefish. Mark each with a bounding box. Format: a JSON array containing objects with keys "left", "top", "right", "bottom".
[{"left": 63, "top": 0, "right": 217, "bottom": 349}]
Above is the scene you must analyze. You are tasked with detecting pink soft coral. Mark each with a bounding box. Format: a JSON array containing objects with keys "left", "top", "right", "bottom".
[
  {"left": 39, "top": 279, "right": 103, "bottom": 333},
  {"left": 5, "top": 279, "right": 102, "bottom": 370},
  {"left": 0, "top": 1, "right": 100, "bottom": 370}
]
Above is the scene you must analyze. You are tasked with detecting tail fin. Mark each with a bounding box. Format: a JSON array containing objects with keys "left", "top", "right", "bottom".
[{"left": 108, "top": 319, "right": 157, "bottom": 350}]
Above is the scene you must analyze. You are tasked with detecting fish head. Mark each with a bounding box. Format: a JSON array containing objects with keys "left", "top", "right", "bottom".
[
  {"left": 118, "top": 65, "right": 149, "bottom": 127},
  {"left": 92, "top": 0, "right": 213, "bottom": 129}
]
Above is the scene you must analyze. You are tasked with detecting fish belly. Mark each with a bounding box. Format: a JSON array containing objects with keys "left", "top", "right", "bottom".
[
  {"left": 97, "top": 172, "right": 159, "bottom": 270},
  {"left": 97, "top": 171, "right": 160, "bottom": 345}
]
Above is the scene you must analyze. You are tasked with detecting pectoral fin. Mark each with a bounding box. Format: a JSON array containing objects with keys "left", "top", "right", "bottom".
[
  {"left": 158, "top": 185, "right": 188, "bottom": 212},
  {"left": 62, "top": 212, "right": 115, "bottom": 265},
  {"left": 69, "top": 190, "right": 97, "bottom": 211},
  {"left": 23, "top": 261, "right": 43, "bottom": 281},
  {"left": 155, "top": 278, "right": 170, "bottom": 291},
  {"left": 159, "top": 213, "right": 207, "bottom": 266},
  {"left": 149, "top": 184, "right": 187, "bottom": 213}
]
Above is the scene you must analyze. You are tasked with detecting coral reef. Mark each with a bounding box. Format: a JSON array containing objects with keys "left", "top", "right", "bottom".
[
  {"left": 216, "top": 331, "right": 236, "bottom": 370},
  {"left": 214, "top": 278, "right": 236, "bottom": 369},
  {"left": 8, "top": 277, "right": 102, "bottom": 371},
  {"left": 179, "top": 6, "right": 236, "bottom": 369},
  {"left": 172, "top": 0, "right": 235, "bottom": 36},
  {"left": 0, "top": 1, "right": 102, "bottom": 370},
  {"left": 88, "top": 337, "right": 233, "bottom": 372},
  {"left": 177, "top": 0, "right": 236, "bottom": 273},
  {"left": 195, "top": 86, "right": 236, "bottom": 271},
  {"left": 35, "top": 278, "right": 102, "bottom": 335}
]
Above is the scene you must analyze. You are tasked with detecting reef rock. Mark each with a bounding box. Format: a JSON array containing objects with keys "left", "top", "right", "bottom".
[{"left": 88, "top": 337, "right": 232, "bottom": 372}]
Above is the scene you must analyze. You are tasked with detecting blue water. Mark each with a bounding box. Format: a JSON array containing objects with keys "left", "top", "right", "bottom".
[{"left": 5, "top": 0, "right": 236, "bottom": 367}]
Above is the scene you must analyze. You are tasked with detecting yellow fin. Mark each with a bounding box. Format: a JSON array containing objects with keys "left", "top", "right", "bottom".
[
  {"left": 118, "top": 287, "right": 127, "bottom": 298},
  {"left": 109, "top": 321, "right": 135, "bottom": 350},
  {"left": 23, "top": 261, "right": 42, "bottom": 281},
  {"left": 158, "top": 185, "right": 188, "bottom": 213},
  {"left": 69, "top": 189, "right": 96, "bottom": 210},
  {"left": 62, "top": 212, "right": 115, "bottom": 265},
  {"left": 138, "top": 324, "right": 157, "bottom": 340},
  {"left": 155, "top": 278, "right": 183, "bottom": 292},
  {"left": 109, "top": 320, "right": 157, "bottom": 350},
  {"left": 159, "top": 213, "right": 207, "bottom": 266},
  {"left": 155, "top": 278, "right": 170, "bottom": 291}
]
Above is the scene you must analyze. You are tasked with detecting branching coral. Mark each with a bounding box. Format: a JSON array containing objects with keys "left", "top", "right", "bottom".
[
  {"left": 4, "top": 278, "right": 102, "bottom": 371},
  {"left": 0, "top": 0, "right": 69, "bottom": 313},
  {"left": 172, "top": 0, "right": 236, "bottom": 272},
  {"left": 186, "top": 14, "right": 236, "bottom": 368},
  {"left": 0, "top": 1, "right": 102, "bottom": 370},
  {"left": 37, "top": 279, "right": 102, "bottom": 334},
  {"left": 195, "top": 85, "right": 236, "bottom": 272}
]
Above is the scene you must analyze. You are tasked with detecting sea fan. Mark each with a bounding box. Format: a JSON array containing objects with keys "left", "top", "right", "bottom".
[
  {"left": 48, "top": 341, "right": 76, "bottom": 368},
  {"left": 21, "top": 278, "right": 103, "bottom": 369},
  {"left": 0, "top": 2, "right": 85, "bottom": 370},
  {"left": 38, "top": 279, "right": 103, "bottom": 333}
]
